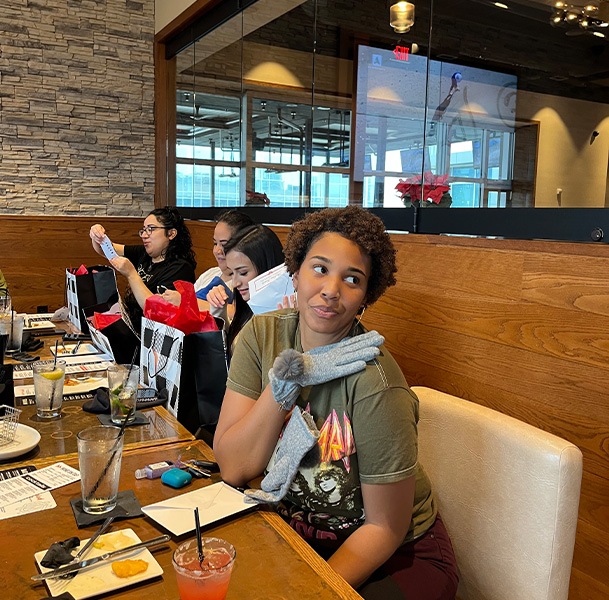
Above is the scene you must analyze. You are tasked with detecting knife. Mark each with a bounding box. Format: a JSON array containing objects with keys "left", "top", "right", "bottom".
[
  {"left": 58, "top": 515, "right": 115, "bottom": 577},
  {"left": 32, "top": 534, "right": 170, "bottom": 581}
]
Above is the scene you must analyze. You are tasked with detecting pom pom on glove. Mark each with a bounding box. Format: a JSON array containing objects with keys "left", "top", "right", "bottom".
[{"left": 269, "top": 330, "right": 384, "bottom": 411}]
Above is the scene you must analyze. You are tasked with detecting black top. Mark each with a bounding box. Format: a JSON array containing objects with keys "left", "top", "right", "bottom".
[{"left": 122, "top": 245, "right": 196, "bottom": 333}]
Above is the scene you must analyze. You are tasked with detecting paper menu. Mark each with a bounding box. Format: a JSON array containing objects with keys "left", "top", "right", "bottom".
[
  {"left": 142, "top": 482, "right": 252, "bottom": 535},
  {"left": 0, "top": 462, "right": 80, "bottom": 509},
  {"left": 248, "top": 263, "right": 295, "bottom": 315}
]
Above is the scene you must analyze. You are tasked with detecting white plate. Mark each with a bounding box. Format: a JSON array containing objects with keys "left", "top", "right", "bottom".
[
  {"left": 142, "top": 482, "right": 252, "bottom": 536},
  {"left": 24, "top": 319, "right": 56, "bottom": 331},
  {"left": 34, "top": 529, "right": 164, "bottom": 599},
  {"left": 62, "top": 375, "right": 108, "bottom": 395},
  {"left": 50, "top": 343, "right": 100, "bottom": 357},
  {"left": 0, "top": 424, "right": 41, "bottom": 460}
]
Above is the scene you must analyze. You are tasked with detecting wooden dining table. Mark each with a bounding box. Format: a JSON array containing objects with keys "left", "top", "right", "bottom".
[
  {"left": 1, "top": 403, "right": 194, "bottom": 469},
  {"left": 1, "top": 440, "right": 363, "bottom": 600},
  {"left": 2, "top": 320, "right": 194, "bottom": 469}
]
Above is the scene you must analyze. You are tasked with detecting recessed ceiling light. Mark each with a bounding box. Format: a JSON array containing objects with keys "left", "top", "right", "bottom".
[
  {"left": 592, "top": 30, "right": 605, "bottom": 37},
  {"left": 494, "top": 2, "right": 508, "bottom": 9}
]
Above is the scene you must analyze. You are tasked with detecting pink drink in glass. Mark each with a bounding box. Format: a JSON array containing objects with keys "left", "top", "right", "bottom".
[{"left": 173, "top": 537, "right": 236, "bottom": 600}]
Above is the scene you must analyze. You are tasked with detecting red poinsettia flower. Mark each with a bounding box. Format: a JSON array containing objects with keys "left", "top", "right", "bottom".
[{"left": 396, "top": 172, "right": 451, "bottom": 204}]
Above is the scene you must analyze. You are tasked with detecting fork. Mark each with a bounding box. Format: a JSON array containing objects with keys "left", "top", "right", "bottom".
[{"left": 59, "top": 515, "right": 114, "bottom": 579}]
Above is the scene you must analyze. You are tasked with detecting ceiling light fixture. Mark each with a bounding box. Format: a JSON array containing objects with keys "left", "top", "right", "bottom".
[
  {"left": 389, "top": 1, "right": 415, "bottom": 34},
  {"left": 550, "top": 2, "right": 609, "bottom": 35}
]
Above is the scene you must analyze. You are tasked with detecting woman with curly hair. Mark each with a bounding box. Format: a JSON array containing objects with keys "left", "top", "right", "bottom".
[
  {"left": 89, "top": 206, "right": 196, "bottom": 332},
  {"left": 214, "top": 206, "right": 458, "bottom": 600}
]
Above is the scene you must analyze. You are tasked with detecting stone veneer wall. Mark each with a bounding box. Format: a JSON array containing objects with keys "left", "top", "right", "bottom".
[{"left": 0, "top": 0, "right": 155, "bottom": 216}]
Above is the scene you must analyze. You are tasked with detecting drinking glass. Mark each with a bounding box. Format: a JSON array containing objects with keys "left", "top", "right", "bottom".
[
  {"left": 107, "top": 364, "right": 140, "bottom": 424},
  {"left": 33, "top": 360, "right": 66, "bottom": 419},
  {"left": 172, "top": 537, "right": 236, "bottom": 600},
  {"left": 77, "top": 425, "right": 123, "bottom": 514},
  {"left": 4, "top": 313, "right": 25, "bottom": 353},
  {"left": 0, "top": 293, "right": 10, "bottom": 315}
]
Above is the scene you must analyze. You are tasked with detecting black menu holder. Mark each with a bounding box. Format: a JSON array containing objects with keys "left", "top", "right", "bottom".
[{"left": 0, "top": 364, "right": 14, "bottom": 408}]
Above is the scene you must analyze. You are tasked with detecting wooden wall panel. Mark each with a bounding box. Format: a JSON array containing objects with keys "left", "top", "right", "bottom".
[{"left": 2, "top": 216, "right": 609, "bottom": 600}]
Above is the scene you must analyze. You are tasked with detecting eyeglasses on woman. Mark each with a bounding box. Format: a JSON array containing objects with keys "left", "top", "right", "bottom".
[{"left": 139, "top": 225, "right": 170, "bottom": 237}]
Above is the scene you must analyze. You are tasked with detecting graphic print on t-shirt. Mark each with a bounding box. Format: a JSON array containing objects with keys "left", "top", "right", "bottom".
[{"left": 274, "top": 406, "right": 364, "bottom": 539}]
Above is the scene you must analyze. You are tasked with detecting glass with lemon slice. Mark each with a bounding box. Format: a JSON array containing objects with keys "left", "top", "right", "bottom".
[{"left": 33, "top": 360, "right": 66, "bottom": 418}]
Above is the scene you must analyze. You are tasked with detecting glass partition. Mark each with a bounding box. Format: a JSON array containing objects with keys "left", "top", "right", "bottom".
[{"left": 164, "top": 0, "right": 609, "bottom": 241}]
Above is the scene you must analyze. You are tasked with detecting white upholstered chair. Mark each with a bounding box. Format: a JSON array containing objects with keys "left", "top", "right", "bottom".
[{"left": 413, "top": 386, "right": 582, "bottom": 600}]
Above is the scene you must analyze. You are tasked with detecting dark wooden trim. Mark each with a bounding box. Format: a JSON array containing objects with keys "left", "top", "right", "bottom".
[
  {"left": 154, "top": 39, "right": 169, "bottom": 207},
  {"left": 155, "top": 0, "right": 223, "bottom": 43}
]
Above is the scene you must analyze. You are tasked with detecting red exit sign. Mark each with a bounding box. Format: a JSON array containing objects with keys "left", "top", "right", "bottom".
[{"left": 393, "top": 45, "right": 409, "bottom": 61}]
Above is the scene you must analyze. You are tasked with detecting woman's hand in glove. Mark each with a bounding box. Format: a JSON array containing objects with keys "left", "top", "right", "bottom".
[{"left": 269, "top": 330, "right": 384, "bottom": 411}]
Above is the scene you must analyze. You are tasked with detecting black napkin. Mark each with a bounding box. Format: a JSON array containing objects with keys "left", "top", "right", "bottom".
[
  {"left": 82, "top": 388, "right": 168, "bottom": 414},
  {"left": 21, "top": 331, "right": 44, "bottom": 352},
  {"left": 70, "top": 490, "right": 144, "bottom": 528},
  {"left": 40, "top": 537, "right": 80, "bottom": 568},
  {"left": 82, "top": 387, "right": 110, "bottom": 414}
]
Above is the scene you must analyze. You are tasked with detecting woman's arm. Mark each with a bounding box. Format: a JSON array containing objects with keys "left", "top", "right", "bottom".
[
  {"left": 89, "top": 224, "right": 125, "bottom": 258},
  {"left": 110, "top": 256, "right": 152, "bottom": 309},
  {"left": 162, "top": 288, "right": 214, "bottom": 313},
  {"left": 328, "top": 476, "right": 415, "bottom": 588},
  {"left": 213, "top": 386, "right": 289, "bottom": 486}
]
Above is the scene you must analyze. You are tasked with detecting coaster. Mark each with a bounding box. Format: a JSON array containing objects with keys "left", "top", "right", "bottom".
[
  {"left": 70, "top": 490, "right": 144, "bottom": 528},
  {"left": 96, "top": 411, "right": 149, "bottom": 427}
]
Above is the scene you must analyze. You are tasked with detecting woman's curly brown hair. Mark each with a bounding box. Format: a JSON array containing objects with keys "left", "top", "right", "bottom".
[{"left": 284, "top": 206, "right": 397, "bottom": 306}]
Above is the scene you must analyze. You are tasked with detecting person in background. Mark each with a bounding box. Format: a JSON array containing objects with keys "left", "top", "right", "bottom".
[
  {"left": 0, "top": 269, "right": 8, "bottom": 297},
  {"left": 162, "top": 209, "right": 254, "bottom": 318},
  {"left": 207, "top": 224, "right": 285, "bottom": 354},
  {"left": 213, "top": 206, "right": 458, "bottom": 600},
  {"left": 89, "top": 206, "right": 196, "bottom": 332}
]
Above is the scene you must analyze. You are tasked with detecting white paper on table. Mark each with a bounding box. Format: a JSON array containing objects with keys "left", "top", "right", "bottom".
[
  {"left": 0, "top": 462, "right": 80, "bottom": 508},
  {"left": 142, "top": 482, "right": 253, "bottom": 536},
  {"left": 0, "top": 492, "right": 56, "bottom": 520},
  {"left": 12, "top": 358, "right": 114, "bottom": 380},
  {"left": 15, "top": 375, "right": 107, "bottom": 399},
  {"left": 247, "top": 263, "right": 295, "bottom": 315}
]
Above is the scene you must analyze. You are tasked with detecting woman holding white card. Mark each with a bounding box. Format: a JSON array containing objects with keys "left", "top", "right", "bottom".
[
  {"left": 89, "top": 207, "right": 196, "bottom": 332},
  {"left": 208, "top": 225, "right": 287, "bottom": 354}
]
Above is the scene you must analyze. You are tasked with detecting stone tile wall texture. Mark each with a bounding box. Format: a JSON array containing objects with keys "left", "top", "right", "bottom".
[{"left": 0, "top": 0, "right": 155, "bottom": 216}]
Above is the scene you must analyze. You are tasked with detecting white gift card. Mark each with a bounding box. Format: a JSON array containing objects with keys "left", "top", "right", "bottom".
[
  {"left": 142, "top": 482, "right": 252, "bottom": 535},
  {"left": 248, "top": 263, "right": 295, "bottom": 315},
  {"left": 100, "top": 236, "right": 118, "bottom": 260}
]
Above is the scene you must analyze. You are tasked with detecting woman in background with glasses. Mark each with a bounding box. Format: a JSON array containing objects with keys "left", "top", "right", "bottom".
[{"left": 89, "top": 207, "right": 196, "bottom": 332}]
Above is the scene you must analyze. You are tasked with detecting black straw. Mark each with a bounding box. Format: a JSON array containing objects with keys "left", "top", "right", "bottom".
[
  {"left": 127, "top": 347, "right": 138, "bottom": 381},
  {"left": 85, "top": 408, "right": 133, "bottom": 500},
  {"left": 48, "top": 342, "right": 60, "bottom": 411},
  {"left": 194, "top": 507, "right": 204, "bottom": 564}
]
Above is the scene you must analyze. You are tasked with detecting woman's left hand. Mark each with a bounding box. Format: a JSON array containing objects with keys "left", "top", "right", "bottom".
[
  {"left": 109, "top": 256, "right": 136, "bottom": 279},
  {"left": 161, "top": 289, "right": 181, "bottom": 306},
  {"left": 277, "top": 294, "right": 297, "bottom": 310},
  {"left": 207, "top": 284, "right": 230, "bottom": 308}
]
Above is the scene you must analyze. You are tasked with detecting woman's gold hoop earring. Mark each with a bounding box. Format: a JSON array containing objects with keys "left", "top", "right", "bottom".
[{"left": 356, "top": 306, "right": 366, "bottom": 325}]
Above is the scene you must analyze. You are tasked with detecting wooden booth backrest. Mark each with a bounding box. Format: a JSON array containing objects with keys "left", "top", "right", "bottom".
[{"left": 1, "top": 215, "right": 608, "bottom": 600}]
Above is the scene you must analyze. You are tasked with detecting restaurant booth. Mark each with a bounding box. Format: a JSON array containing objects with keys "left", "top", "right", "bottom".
[{"left": 1, "top": 0, "right": 609, "bottom": 598}]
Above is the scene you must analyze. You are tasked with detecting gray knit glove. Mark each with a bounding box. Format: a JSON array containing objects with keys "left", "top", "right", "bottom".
[
  {"left": 269, "top": 330, "right": 384, "bottom": 411},
  {"left": 244, "top": 407, "right": 319, "bottom": 504}
]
